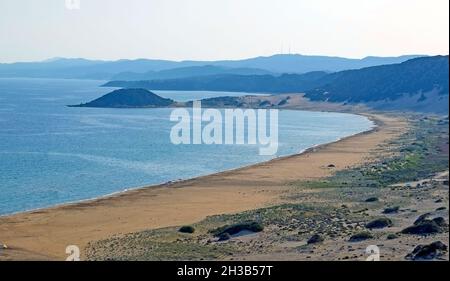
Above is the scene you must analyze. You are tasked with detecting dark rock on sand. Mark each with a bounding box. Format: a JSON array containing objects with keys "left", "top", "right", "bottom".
[
  {"left": 307, "top": 234, "right": 324, "bottom": 244},
  {"left": 365, "top": 197, "right": 379, "bottom": 203},
  {"left": 406, "top": 241, "right": 448, "bottom": 260},
  {"left": 365, "top": 217, "right": 393, "bottom": 229},
  {"left": 349, "top": 232, "right": 373, "bottom": 242}
]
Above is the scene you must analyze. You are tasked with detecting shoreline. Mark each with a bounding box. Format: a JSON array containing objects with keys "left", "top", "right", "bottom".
[
  {"left": 0, "top": 112, "right": 405, "bottom": 261},
  {"left": 0, "top": 111, "right": 376, "bottom": 218}
]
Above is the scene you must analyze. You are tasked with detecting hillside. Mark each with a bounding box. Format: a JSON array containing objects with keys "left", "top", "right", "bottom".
[
  {"left": 305, "top": 56, "right": 449, "bottom": 113},
  {"left": 69, "top": 88, "right": 174, "bottom": 108},
  {"left": 103, "top": 71, "right": 329, "bottom": 93},
  {"left": 111, "top": 65, "right": 274, "bottom": 81}
]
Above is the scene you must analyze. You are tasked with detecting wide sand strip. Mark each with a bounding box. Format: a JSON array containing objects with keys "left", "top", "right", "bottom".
[{"left": 0, "top": 113, "right": 406, "bottom": 260}]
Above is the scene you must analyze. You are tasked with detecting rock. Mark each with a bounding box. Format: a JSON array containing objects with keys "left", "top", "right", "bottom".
[
  {"left": 382, "top": 206, "right": 400, "bottom": 214},
  {"left": 178, "top": 225, "right": 195, "bottom": 234},
  {"left": 401, "top": 220, "right": 443, "bottom": 235},
  {"left": 386, "top": 234, "right": 399, "bottom": 240},
  {"left": 2, "top": 244, "right": 7, "bottom": 249},
  {"left": 365, "top": 197, "right": 379, "bottom": 203},
  {"left": 406, "top": 241, "right": 448, "bottom": 260},
  {"left": 327, "top": 164, "right": 336, "bottom": 168},
  {"left": 307, "top": 234, "right": 324, "bottom": 244},
  {"left": 436, "top": 207, "right": 447, "bottom": 211},
  {"left": 365, "top": 217, "right": 393, "bottom": 229},
  {"left": 349, "top": 232, "right": 373, "bottom": 242}
]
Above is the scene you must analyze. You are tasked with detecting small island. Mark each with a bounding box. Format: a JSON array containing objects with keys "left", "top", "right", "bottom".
[
  {"left": 69, "top": 88, "right": 296, "bottom": 110},
  {"left": 69, "top": 88, "right": 175, "bottom": 108}
]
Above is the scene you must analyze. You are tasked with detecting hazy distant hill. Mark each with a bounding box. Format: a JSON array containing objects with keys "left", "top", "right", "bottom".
[
  {"left": 111, "top": 65, "right": 274, "bottom": 81},
  {"left": 210, "top": 54, "right": 424, "bottom": 73},
  {"left": 0, "top": 54, "right": 424, "bottom": 79},
  {"left": 105, "top": 56, "right": 449, "bottom": 113},
  {"left": 103, "top": 71, "right": 329, "bottom": 93},
  {"left": 69, "top": 88, "right": 174, "bottom": 108}
]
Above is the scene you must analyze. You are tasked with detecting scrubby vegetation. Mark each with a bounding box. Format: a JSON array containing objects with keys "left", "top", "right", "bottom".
[{"left": 294, "top": 115, "right": 449, "bottom": 190}]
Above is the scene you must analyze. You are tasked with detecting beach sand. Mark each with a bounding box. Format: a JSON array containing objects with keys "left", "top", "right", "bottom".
[{"left": 0, "top": 113, "right": 406, "bottom": 260}]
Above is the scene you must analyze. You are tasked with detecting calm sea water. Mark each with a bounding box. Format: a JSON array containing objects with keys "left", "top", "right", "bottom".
[{"left": 0, "top": 78, "right": 374, "bottom": 215}]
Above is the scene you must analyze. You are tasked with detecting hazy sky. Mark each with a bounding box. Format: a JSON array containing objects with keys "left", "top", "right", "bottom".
[{"left": 0, "top": 0, "right": 448, "bottom": 63}]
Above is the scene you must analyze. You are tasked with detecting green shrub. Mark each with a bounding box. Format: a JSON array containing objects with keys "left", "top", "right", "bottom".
[
  {"left": 211, "top": 221, "right": 264, "bottom": 237},
  {"left": 178, "top": 225, "right": 195, "bottom": 234},
  {"left": 349, "top": 232, "right": 373, "bottom": 242}
]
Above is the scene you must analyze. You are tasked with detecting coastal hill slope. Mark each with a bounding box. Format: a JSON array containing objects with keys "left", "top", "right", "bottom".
[
  {"left": 69, "top": 88, "right": 174, "bottom": 108},
  {"left": 305, "top": 56, "right": 449, "bottom": 102}
]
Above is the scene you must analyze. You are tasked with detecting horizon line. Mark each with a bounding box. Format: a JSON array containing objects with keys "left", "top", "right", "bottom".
[{"left": 1, "top": 52, "right": 444, "bottom": 65}]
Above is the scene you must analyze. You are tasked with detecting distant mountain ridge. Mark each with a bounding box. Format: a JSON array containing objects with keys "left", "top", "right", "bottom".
[
  {"left": 103, "top": 71, "right": 329, "bottom": 93},
  {"left": 104, "top": 56, "right": 449, "bottom": 114},
  {"left": 0, "top": 54, "right": 424, "bottom": 79},
  {"left": 111, "top": 65, "right": 275, "bottom": 81}
]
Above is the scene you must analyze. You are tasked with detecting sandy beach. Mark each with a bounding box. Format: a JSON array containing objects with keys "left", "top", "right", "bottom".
[{"left": 0, "top": 113, "right": 407, "bottom": 260}]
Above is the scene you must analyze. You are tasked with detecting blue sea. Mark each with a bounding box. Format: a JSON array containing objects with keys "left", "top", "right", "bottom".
[{"left": 0, "top": 78, "right": 374, "bottom": 215}]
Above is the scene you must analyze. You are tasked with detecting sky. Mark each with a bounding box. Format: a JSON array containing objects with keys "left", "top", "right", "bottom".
[{"left": 0, "top": 0, "right": 448, "bottom": 63}]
